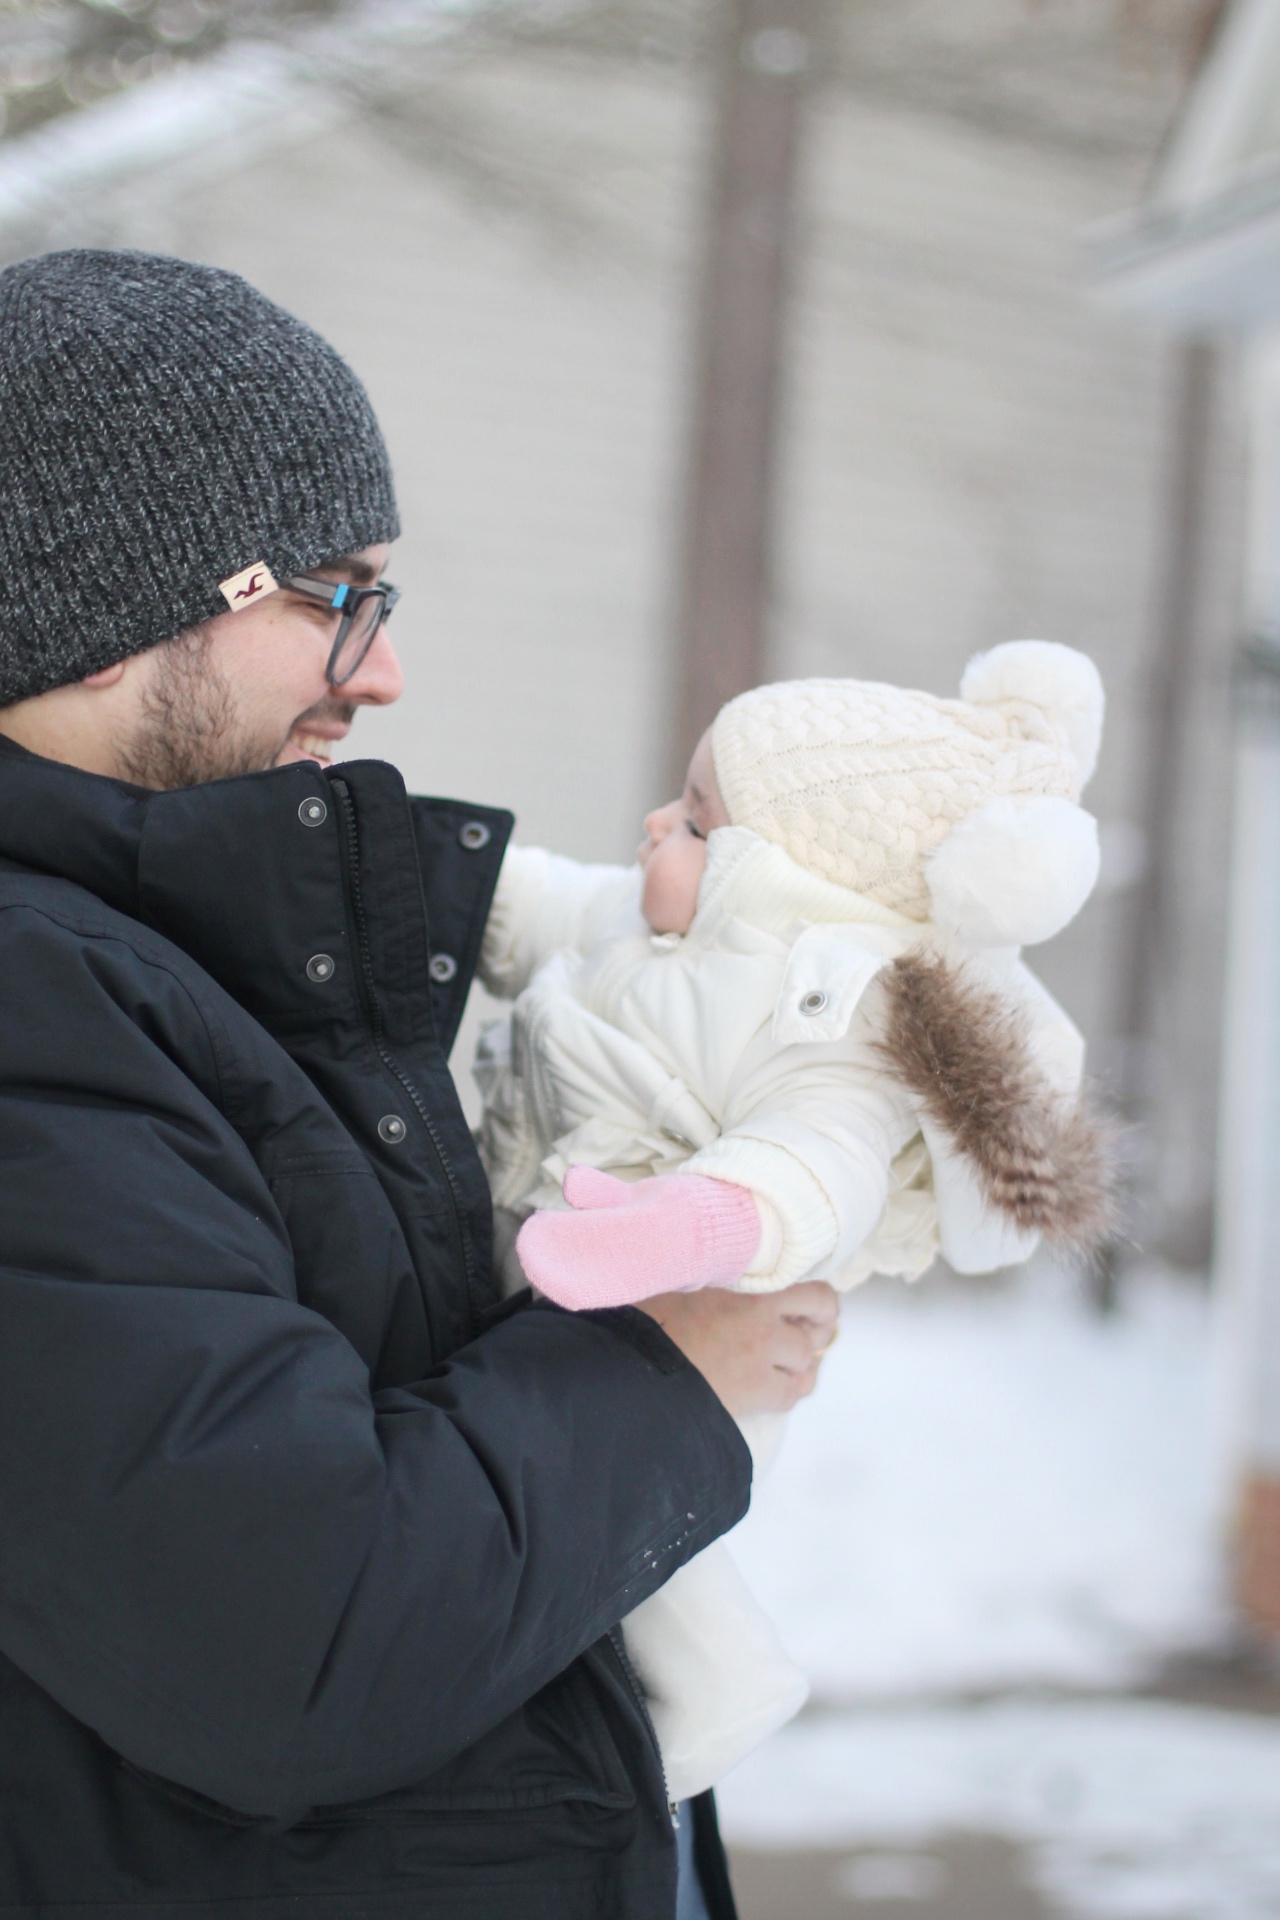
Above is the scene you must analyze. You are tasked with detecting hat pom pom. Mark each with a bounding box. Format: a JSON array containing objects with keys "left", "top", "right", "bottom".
[
  {"left": 926, "top": 796, "right": 1100, "bottom": 948},
  {"left": 960, "top": 640, "right": 1104, "bottom": 788}
]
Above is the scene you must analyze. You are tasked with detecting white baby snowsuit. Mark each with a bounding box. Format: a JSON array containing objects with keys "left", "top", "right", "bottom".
[
  {"left": 473, "top": 822, "right": 1089, "bottom": 1798},
  {"left": 473, "top": 641, "right": 1110, "bottom": 1797}
]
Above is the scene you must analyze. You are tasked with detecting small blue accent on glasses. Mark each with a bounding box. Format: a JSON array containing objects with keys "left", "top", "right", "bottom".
[{"left": 282, "top": 571, "right": 401, "bottom": 686}]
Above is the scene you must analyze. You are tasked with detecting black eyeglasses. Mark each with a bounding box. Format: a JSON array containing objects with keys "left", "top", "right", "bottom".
[{"left": 283, "top": 573, "right": 401, "bottom": 686}]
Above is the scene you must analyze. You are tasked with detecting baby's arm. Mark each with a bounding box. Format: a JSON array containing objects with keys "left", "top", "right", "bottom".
[
  {"left": 478, "top": 846, "right": 641, "bottom": 1000},
  {"left": 680, "top": 1055, "right": 912, "bottom": 1291},
  {"left": 516, "top": 1050, "right": 914, "bottom": 1306}
]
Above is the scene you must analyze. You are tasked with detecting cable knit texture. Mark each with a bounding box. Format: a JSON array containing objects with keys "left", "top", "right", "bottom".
[
  {"left": 711, "top": 646, "right": 1102, "bottom": 920},
  {"left": 0, "top": 249, "right": 399, "bottom": 702},
  {"left": 515, "top": 1167, "right": 762, "bottom": 1309}
]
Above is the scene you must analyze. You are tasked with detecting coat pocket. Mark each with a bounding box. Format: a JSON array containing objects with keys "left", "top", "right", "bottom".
[{"left": 298, "top": 1658, "right": 637, "bottom": 1825}]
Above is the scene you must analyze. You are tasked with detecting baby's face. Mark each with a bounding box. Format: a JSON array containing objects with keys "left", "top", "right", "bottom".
[{"left": 638, "top": 730, "right": 731, "bottom": 935}]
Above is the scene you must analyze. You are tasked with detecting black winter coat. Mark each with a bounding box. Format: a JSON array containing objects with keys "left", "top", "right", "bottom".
[{"left": 0, "top": 740, "right": 751, "bottom": 1919}]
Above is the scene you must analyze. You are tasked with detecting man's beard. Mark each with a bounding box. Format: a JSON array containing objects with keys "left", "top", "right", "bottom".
[{"left": 115, "top": 627, "right": 355, "bottom": 790}]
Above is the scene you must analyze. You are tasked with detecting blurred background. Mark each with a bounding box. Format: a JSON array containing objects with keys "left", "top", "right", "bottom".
[{"left": 10, "top": 0, "right": 1280, "bottom": 1912}]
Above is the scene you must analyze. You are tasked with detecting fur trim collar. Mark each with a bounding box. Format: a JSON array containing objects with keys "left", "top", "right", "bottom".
[{"left": 878, "top": 951, "right": 1117, "bottom": 1255}]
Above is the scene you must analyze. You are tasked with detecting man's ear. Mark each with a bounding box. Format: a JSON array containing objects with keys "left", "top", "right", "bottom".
[{"left": 81, "top": 662, "right": 127, "bottom": 690}]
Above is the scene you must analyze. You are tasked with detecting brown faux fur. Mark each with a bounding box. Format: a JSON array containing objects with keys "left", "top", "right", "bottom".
[{"left": 877, "top": 951, "right": 1118, "bottom": 1255}]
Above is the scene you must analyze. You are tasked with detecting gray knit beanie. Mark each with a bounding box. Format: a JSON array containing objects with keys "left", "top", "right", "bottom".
[{"left": 0, "top": 248, "right": 400, "bottom": 705}]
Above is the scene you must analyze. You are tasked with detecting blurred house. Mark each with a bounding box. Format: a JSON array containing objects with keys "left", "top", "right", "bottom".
[
  {"left": 0, "top": 0, "right": 1237, "bottom": 1261},
  {"left": 1098, "top": 0, "right": 1280, "bottom": 1636}
]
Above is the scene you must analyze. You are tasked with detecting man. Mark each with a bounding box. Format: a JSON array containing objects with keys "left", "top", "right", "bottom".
[{"left": 0, "top": 249, "right": 836, "bottom": 1919}]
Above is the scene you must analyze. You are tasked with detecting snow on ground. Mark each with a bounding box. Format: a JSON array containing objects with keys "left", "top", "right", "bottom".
[
  {"left": 727, "top": 1263, "right": 1229, "bottom": 1699},
  {"left": 716, "top": 1268, "right": 1269, "bottom": 1917},
  {"left": 716, "top": 1699, "right": 1280, "bottom": 1920}
]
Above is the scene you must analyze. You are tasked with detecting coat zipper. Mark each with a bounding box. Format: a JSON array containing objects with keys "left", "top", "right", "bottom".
[
  {"left": 330, "top": 776, "right": 481, "bottom": 1332},
  {"left": 607, "top": 1626, "right": 679, "bottom": 1829},
  {"left": 332, "top": 785, "right": 674, "bottom": 1826}
]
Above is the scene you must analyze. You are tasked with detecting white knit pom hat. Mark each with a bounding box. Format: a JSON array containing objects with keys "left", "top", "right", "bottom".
[{"left": 710, "top": 641, "right": 1104, "bottom": 946}]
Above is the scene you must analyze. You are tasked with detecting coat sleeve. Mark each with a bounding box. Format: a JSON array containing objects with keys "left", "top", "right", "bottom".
[
  {"left": 0, "top": 909, "right": 751, "bottom": 1822},
  {"left": 678, "top": 1042, "right": 920, "bottom": 1291},
  {"left": 479, "top": 845, "right": 643, "bottom": 998}
]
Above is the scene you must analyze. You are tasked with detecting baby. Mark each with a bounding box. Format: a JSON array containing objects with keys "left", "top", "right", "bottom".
[{"left": 473, "top": 642, "right": 1112, "bottom": 1800}]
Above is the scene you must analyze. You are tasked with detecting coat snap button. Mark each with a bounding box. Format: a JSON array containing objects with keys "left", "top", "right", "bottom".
[
  {"left": 298, "top": 797, "right": 328, "bottom": 827},
  {"left": 306, "top": 953, "right": 336, "bottom": 983},
  {"left": 429, "top": 953, "right": 458, "bottom": 983},
  {"left": 799, "top": 989, "right": 827, "bottom": 1016},
  {"left": 459, "top": 821, "right": 491, "bottom": 851},
  {"left": 378, "top": 1115, "right": 407, "bottom": 1144}
]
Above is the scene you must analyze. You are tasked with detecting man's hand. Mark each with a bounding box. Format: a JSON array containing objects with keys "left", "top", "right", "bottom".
[{"left": 637, "top": 1282, "right": 839, "bottom": 1417}]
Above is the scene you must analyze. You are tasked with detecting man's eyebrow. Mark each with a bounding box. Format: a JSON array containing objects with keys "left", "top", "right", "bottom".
[{"left": 317, "top": 553, "right": 380, "bottom": 586}]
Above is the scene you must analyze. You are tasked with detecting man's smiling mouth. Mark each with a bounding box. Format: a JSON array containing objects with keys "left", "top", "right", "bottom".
[
  {"left": 281, "top": 699, "right": 358, "bottom": 769},
  {"left": 291, "top": 730, "right": 341, "bottom": 766}
]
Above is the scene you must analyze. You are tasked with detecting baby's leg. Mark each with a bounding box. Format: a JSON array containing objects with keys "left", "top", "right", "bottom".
[
  {"left": 736, "top": 1410, "right": 788, "bottom": 1479},
  {"left": 622, "top": 1540, "right": 808, "bottom": 1802}
]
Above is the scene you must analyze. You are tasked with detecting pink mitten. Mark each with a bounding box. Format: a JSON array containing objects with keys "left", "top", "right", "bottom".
[{"left": 515, "top": 1167, "right": 761, "bottom": 1311}]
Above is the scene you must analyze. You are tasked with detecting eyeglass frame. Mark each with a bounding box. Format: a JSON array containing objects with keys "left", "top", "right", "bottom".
[{"left": 282, "top": 572, "right": 402, "bottom": 686}]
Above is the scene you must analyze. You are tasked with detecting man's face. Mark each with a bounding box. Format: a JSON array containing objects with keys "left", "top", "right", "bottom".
[{"left": 116, "top": 544, "right": 402, "bottom": 789}]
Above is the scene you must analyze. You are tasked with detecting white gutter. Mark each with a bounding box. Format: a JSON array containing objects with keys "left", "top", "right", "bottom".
[
  {"left": 1158, "top": 0, "right": 1280, "bottom": 211},
  {"left": 1091, "top": 161, "right": 1280, "bottom": 326}
]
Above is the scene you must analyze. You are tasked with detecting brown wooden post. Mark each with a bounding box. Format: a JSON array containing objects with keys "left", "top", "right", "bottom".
[
  {"left": 1237, "top": 1474, "right": 1280, "bottom": 1633},
  {"left": 668, "top": 0, "right": 814, "bottom": 792}
]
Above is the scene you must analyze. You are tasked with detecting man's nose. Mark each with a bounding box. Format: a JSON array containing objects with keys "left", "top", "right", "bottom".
[{"left": 342, "top": 625, "right": 404, "bottom": 706}]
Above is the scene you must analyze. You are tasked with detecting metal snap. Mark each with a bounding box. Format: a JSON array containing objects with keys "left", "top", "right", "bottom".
[
  {"left": 458, "top": 820, "right": 491, "bottom": 851},
  {"left": 378, "top": 1114, "right": 407, "bottom": 1144},
  {"left": 799, "top": 989, "right": 828, "bottom": 1016},
  {"left": 298, "top": 796, "right": 328, "bottom": 827},
  {"left": 429, "top": 953, "right": 458, "bottom": 984},
  {"left": 306, "top": 953, "right": 336, "bottom": 983}
]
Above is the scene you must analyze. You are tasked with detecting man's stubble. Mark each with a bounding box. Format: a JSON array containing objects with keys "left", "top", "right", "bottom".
[{"left": 116, "top": 627, "right": 355, "bottom": 790}]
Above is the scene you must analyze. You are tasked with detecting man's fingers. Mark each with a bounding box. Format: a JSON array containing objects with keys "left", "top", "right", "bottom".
[
  {"left": 775, "top": 1281, "right": 837, "bottom": 1312},
  {"left": 636, "top": 1277, "right": 840, "bottom": 1417},
  {"left": 774, "top": 1281, "right": 839, "bottom": 1337},
  {"left": 765, "top": 1354, "right": 823, "bottom": 1411},
  {"left": 780, "top": 1309, "right": 838, "bottom": 1346},
  {"left": 769, "top": 1322, "right": 826, "bottom": 1376}
]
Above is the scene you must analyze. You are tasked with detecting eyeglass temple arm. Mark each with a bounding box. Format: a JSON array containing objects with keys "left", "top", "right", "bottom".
[{"left": 283, "top": 575, "right": 355, "bottom": 610}]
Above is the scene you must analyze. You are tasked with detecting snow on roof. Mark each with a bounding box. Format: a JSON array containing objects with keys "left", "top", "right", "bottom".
[
  {"left": 0, "top": 0, "right": 489, "bottom": 255},
  {"left": 1092, "top": 0, "right": 1280, "bottom": 325}
]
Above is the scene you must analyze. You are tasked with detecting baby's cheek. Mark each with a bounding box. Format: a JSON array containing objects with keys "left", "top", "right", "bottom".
[
  {"left": 642, "top": 838, "right": 706, "bottom": 935},
  {"left": 685, "top": 836, "right": 710, "bottom": 911}
]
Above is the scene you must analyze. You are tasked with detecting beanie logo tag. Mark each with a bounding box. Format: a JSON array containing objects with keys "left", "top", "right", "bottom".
[{"left": 219, "top": 562, "right": 279, "bottom": 610}]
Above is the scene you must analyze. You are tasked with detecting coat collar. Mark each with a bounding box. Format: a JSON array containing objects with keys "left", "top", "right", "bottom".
[
  {"left": 692, "top": 824, "right": 919, "bottom": 944},
  {"left": 0, "top": 732, "right": 150, "bottom": 918},
  {"left": 0, "top": 738, "right": 418, "bottom": 1046}
]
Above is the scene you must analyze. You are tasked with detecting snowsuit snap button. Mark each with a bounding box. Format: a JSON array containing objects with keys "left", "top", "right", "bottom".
[
  {"left": 459, "top": 821, "right": 491, "bottom": 851},
  {"left": 799, "top": 990, "right": 827, "bottom": 1015},
  {"left": 378, "top": 1114, "right": 407, "bottom": 1144},
  {"left": 429, "top": 953, "right": 458, "bottom": 983},
  {"left": 306, "top": 953, "right": 336, "bottom": 983},
  {"left": 298, "top": 797, "right": 328, "bottom": 827}
]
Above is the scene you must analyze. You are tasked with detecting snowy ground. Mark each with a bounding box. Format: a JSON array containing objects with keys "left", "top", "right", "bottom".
[
  {"left": 719, "top": 1700, "right": 1280, "bottom": 1919},
  {"left": 714, "top": 1265, "right": 1280, "bottom": 1918},
  {"left": 727, "top": 1262, "right": 1228, "bottom": 1700}
]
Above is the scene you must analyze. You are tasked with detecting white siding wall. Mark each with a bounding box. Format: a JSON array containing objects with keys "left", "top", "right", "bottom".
[{"left": 0, "top": 9, "right": 1243, "bottom": 1234}]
